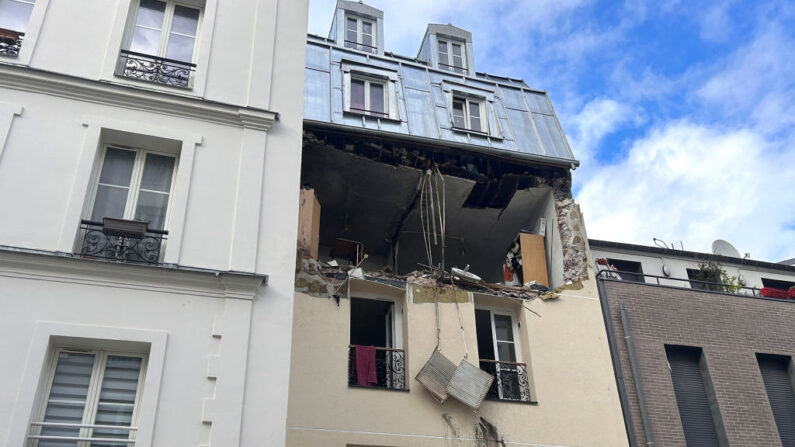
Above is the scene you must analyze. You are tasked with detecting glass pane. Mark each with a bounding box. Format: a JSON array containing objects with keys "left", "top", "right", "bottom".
[
  {"left": 99, "top": 148, "right": 136, "bottom": 186},
  {"left": 170, "top": 5, "right": 199, "bottom": 36},
  {"left": 346, "top": 18, "right": 357, "bottom": 47},
  {"left": 92, "top": 356, "right": 142, "bottom": 446},
  {"left": 452, "top": 101, "right": 465, "bottom": 128},
  {"left": 497, "top": 341, "right": 517, "bottom": 362},
  {"left": 135, "top": 0, "right": 165, "bottom": 29},
  {"left": 134, "top": 190, "right": 169, "bottom": 230},
  {"left": 130, "top": 26, "right": 162, "bottom": 55},
  {"left": 39, "top": 352, "right": 96, "bottom": 446},
  {"left": 469, "top": 101, "right": 481, "bottom": 132},
  {"left": 452, "top": 43, "right": 462, "bottom": 57},
  {"left": 437, "top": 41, "right": 448, "bottom": 66},
  {"left": 369, "top": 82, "right": 384, "bottom": 114},
  {"left": 350, "top": 79, "right": 365, "bottom": 111},
  {"left": 140, "top": 153, "right": 175, "bottom": 192},
  {"left": 362, "top": 32, "right": 373, "bottom": 49},
  {"left": 453, "top": 55, "right": 464, "bottom": 73},
  {"left": 494, "top": 314, "right": 514, "bottom": 341},
  {"left": 165, "top": 33, "right": 195, "bottom": 62},
  {"left": 91, "top": 185, "right": 129, "bottom": 221},
  {"left": 0, "top": 0, "right": 34, "bottom": 32}
]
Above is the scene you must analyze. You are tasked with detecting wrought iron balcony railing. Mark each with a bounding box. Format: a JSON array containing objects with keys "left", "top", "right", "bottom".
[
  {"left": 480, "top": 359, "right": 532, "bottom": 403},
  {"left": 0, "top": 28, "right": 23, "bottom": 57},
  {"left": 27, "top": 421, "right": 137, "bottom": 446},
  {"left": 348, "top": 345, "right": 407, "bottom": 391},
  {"left": 79, "top": 219, "right": 167, "bottom": 265},
  {"left": 116, "top": 50, "right": 196, "bottom": 89}
]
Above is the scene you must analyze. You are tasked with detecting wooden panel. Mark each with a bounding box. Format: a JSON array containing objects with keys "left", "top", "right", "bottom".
[
  {"left": 297, "top": 188, "right": 321, "bottom": 259},
  {"left": 519, "top": 233, "right": 548, "bottom": 287}
]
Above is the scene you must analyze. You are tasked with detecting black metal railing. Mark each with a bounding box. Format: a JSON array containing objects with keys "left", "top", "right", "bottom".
[
  {"left": 480, "top": 360, "right": 532, "bottom": 402},
  {"left": 0, "top": 29, "right": 24, "bottom": 57},
  {"left": 349, "top": 106, "right": 388, "bottom": 118},
  {"left": 348, "top": 345, "right": 406, "bottom": 390},
  {"left": 596, "top": 269, "right": 763, "bottom": 296},
  {"left": 344, "top": 40, "right": 377, "bottom": 54},
  {"left": 79, "top": 219, "right": 167, "bottom": 265},
  {"left": 116, "top": 50, "right": 196, "bottom": 89},
  {"left": 439, "top": 62, "right": 468, "bottom": 75}
]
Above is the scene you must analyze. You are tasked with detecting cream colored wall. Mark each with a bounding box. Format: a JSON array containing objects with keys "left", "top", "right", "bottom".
[{"left": 286, "top": 270, "right": 629, "bottom": 447}]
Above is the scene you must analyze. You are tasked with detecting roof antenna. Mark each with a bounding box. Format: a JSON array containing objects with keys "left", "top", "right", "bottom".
[{"left": 652, "top": 238, "right": 669, "bottom": 249}]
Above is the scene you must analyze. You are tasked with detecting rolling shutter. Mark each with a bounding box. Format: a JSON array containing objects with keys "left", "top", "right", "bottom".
[
  {"left": 666, "top": 346, "right": 721, "bottom": 447},
  {"left": 757, "top": 354, "right": 795, "bottom": 447}
]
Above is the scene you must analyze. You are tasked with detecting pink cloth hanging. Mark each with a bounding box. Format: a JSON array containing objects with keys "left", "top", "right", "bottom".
[{"left": 354, "top": 345, "right": 378, "bottom": 386}]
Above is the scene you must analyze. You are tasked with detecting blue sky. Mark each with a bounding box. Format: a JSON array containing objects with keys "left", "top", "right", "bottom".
[{"left": 308, "top": 0, "right": 795, "bottom": 263}]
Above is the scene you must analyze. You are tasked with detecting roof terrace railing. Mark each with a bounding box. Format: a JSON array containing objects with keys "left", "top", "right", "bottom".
[{"left": 596, "top": 269, "right": 765, "bottom": 296}]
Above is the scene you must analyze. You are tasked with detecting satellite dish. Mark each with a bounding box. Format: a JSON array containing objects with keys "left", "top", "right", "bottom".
[{"left": 712, "top": 239, "right": 741, "bottom": 258}]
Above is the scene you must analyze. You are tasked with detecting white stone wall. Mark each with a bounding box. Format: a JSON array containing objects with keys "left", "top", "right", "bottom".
[{"left": 0, "top": 0, "right": 308, "bottom": 446}]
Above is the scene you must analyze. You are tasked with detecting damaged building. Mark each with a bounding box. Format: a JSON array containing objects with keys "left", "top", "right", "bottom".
[{"left": 287, "top": 2, "right": 628, "bottom": 446}]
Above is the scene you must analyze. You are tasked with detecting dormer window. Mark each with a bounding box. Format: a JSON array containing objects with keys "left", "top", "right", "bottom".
[
  {"left": 438, "top": 39, "right": 466, "bottom": 74},
  {"left": 452, "top": 95, "right": 486, "bottom": 133},
  {"left": 345, "top": 15, "right": 376, "bottom": 54}
]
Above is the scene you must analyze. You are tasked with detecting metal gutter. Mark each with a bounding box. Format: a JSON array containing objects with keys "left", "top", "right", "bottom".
[
  {"left": 620, "top": 303, "right": 655, "bottom": 447},
  {"left": 304, "top": 120, "right": 579, "bottom": 170},
  {"left": 589, "top": 239, "right": 795, "bottom": 274},
  {"left": 596, "top": 279, "right": 639, "bottom": 447}
]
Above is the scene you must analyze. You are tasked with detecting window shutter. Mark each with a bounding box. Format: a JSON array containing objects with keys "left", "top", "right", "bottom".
[
  {"left": 342, "top": 72, "right": 352, "bottom": 112},
  {"left": 757, "top": 354, "right": 795, "bottom": 446},
  {"left": 40, "top": 352, "right": 96, "bottom": 442},
  {"left": 666, "top": 346, "right": 722, "bottom": 447},
  {"left": 388, "top": 80, "right": 399, "bottom": 120}
]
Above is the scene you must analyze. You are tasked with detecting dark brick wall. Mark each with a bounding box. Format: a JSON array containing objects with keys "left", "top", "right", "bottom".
[{"left": 602, "top": 280, "right": 795, "bottom": 447}]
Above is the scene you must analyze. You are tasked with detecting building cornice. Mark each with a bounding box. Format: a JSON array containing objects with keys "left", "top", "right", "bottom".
[
  {"left": 0, "top": 63, "right": 278, "bottom": 131},
  {"left": 0, "top": 245, "right": 267, "bottom": 300}
]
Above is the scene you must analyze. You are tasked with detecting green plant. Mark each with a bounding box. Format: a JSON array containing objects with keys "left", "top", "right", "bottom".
[{"left": 693, "top": 260, "right": 743, "bottom": 293}]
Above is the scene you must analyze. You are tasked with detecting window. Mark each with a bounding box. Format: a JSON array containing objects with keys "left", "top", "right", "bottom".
[
  {"left": 349, "top": 76, "right": 387, "bottom": 117},
  {"left": 344, "top": 15, "right": 376, "bottom": 53},
  {"left": 0, "top": 0, "right": 34, "bottom": 57},
  {"left": 438, "top": 39, "right": 466, "bottom": 74},
  {"left": 475, "top": 308, "right": 530, "bottom": 402},
  {"left": 665, "top": 345, "right": 725, "bottom": 446},
  {"left": 348, "top": 297, "right": 405, "bottom": 390},
  {"left": 117, "top": 0, "right": 201, "bottom": 88},
  {"left": 762, "top": 278, "right": 795, "bottom": 291},
  {"left": 28, "top": 349, "right": 146, "bottom": 446},
  {"left": 607, "top": 259, "right": 645, "bottom": 283},
  {"left": 757, "top": 354, "right": 795, "bottom": 446},
  {"left": 452, "top": 96, "right": 487, "bottom": 133},
  {"left": 90, "top": 146, "right": 177, "bottom": 231},
  {"left": 687, "top": 268, "right": 725, "bottom": 292},
  {"left": 79, "top": 146, "right": 177, "bottom": 264}
]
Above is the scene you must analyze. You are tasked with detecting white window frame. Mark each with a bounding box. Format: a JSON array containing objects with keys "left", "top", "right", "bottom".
[
  {"left": 349, "top": 75, "right": 389, "bottom": 118},
  {"left": 122, "top": 0, "right": 203, "bottom": 63},
  {"left": 342, "top": 62, "right": 400, "bottom": 121},
  {"left": 344, "top": 14, "right": 376, "bottom": 53},
  {"left": 0, "top": 0, "right": 35, "bottom": 33},
  {"left": 349, "top": 293, "right": 405, "bottom": 390},
  {"left": 476, "top": 306, "right": 526, "bottom": 401},
  {"left": 29, "top": 348, "right": 148, "bottom": 447},
  {"left": 86, "top": 145, "right": 179, "bottom": 231},
  {"left": 452, "top": 95, "right": 488, "bottom": 134},
  {"left": 437, "top": 38, "right": 467, "bottom": 74}
]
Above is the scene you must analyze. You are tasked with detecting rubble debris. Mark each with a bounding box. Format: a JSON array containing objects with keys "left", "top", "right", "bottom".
[{"left": 297, "top": 188, "right": 321, "bottom": 258}]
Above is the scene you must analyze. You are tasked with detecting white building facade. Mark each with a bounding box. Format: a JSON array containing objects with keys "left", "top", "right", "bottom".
[{"left": 0, "top": 0, "right": 308, "bottom": 446}]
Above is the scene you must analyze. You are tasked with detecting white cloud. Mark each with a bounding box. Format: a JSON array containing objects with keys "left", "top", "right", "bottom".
[
  {"left": 577, "top": 121, "right": 795, "bottom": 262},
  {"left": 565, "top": 98, "right": 632, "bottom": 164}
]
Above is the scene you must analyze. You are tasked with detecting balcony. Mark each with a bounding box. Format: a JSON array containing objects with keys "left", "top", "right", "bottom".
[
  {"left": 596, "top": 269, "right": 766, "bottom": 297},
  {"left": 79, "top": 219, "right": 167, "bottom": 265},
  {"left": 480, "top": 359, "right": 532, "bottom": 403},
  {"left": 348, "top": 345, "right": 407, "bottom": 391},
  {"left": 0, "top": 28, "right": 23, "bottom": 57},
  {"left": 116, "top": 50, "right": 195, "bottom": 89},
  {"left": 27, "top": 422, "right": 136, "bottom": 446}
]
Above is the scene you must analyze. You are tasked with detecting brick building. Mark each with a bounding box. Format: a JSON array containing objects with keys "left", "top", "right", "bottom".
[{"left": 592, "top": 240, "right": 795, "bottom": 447}]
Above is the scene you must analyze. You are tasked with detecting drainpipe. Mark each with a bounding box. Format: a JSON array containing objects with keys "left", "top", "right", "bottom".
[
  {"left": 620, "top": 303, "right": 655, "bottom": 447},
  {"left": 597, "top": 279, "right": 639, "bottom": 447}
]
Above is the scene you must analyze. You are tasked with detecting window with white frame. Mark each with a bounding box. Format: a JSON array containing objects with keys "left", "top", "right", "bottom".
[
  {"left": 452, "top": 95, "right": 487, "bottom": 133},
  {"left": 89, "top": 146, "right": 177, "bottom": 231},
  {"left": 0, "top": 0, "right": 35, "bottom": 33},
  {"left": 117, "top": 0, "right": 201, "bottom": 88},
  {"left": 348, "top": 297, "right": 406, "bottom": 390},
  {"left": 28, "top": 349, "right": 147, "bottom": 446},
  {"left": 437, "top": 39, "right": 466, "bottom": 74},
  {"left": 475, "top": 308, "right": 531, "bottom": 402},
  {"left": 344, "top": 15, "right": 376, "bottom": 53},
  {"left": 350, "top": 76, "right": 388, "bottom": 118},
  {"left": 342, "top": 64, "right": 399, "bottom": 121}
]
